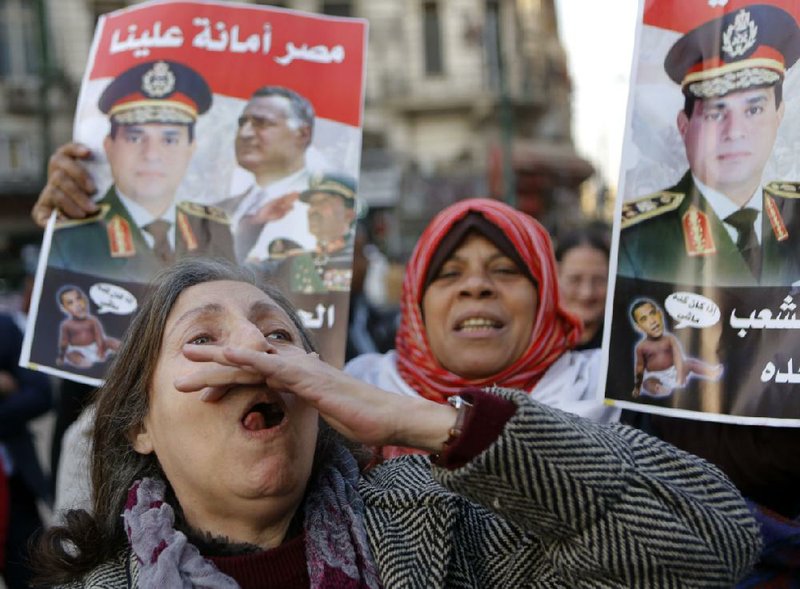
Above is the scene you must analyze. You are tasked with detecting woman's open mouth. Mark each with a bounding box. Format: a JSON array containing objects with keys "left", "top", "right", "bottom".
[
  {"left": 241, "top": 402, "right": 286, "bottom": 432},
  {"left": 456, "top": 317, "right": 503, "bottom": 332}
]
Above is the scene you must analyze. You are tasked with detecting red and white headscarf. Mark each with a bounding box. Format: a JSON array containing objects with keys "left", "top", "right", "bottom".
[{"left": 395, "top": 198, "right": 582, "bottom": 402}]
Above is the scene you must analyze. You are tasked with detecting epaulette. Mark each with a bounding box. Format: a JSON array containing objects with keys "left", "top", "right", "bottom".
[
  {"left": 268, "top": 237, "right": 305, "bottom": 260},
  {"left": 54, "top": 204, "right": 110, "bottom": 229},
  {"left": 267, "top": 237, "right": 305, "bottom": 260},
  {"left": 270, "top": 249, "right": 305, "bottom": 261},
  {"left": 177, "top": 201, "right": 230, "bottom": 224},
  {"left": 765, "top": 181, "right": 800, "bottom": 199},
  {"left": 621, "top": 191, "right": 684, "bottom": 229}
]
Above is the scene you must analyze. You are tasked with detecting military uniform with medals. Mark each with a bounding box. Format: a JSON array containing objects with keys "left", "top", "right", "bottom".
[
  {"left": 45, "top": 59, "right": 235, "bottom": 283},
  {"left": 287, "top": 240, "right": 354, "bottom": 295},
  {"left": 618, "top": 173, "right": 800, "bottom": 286},
  {"left": 48, "top": 188, "right": 234, "bottom": 282},
  {"left": 273, "top": 174, "right": 358, "bottom": 295},
  {"left": 618, "top": 5, "right": 800, "bottom": 287}
]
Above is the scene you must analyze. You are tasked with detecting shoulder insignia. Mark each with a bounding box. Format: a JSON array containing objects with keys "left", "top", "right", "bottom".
[
  {"left": 621, "top": 192, "right": 684, "bottom": 229},
  {"left": 268, "top": 238, "right": 305, "bottom": 260},
  {"left": 764, "top": 194, "right": 789, "bottom": 241},
  {"left": 105, "top": 214, "right": 136, "bottom": 258},
  {"left": 176, "top": 211, "right": 199, "bottom": 251},
  {"left": 765, "top": 181, "right": 800, "bottom": 199},
  {"left": 54, "top": 204, "right": 110, "bottom": 229},
  {"left": 177, "top": 201, "right": 231, "bottom": 225},
  {"left": 682, "top": 205, "right": 716, "bottom": 257}
]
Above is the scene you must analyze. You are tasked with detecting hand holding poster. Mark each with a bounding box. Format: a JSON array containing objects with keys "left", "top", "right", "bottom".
[
  {"left": 21, "top": 0, "right": 367, "bottom": 385},
  {"left": 606, "top": 0, "right": 800, "bottom": 425}
]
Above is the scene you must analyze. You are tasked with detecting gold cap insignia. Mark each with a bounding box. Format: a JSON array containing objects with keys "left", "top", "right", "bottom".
[
  {"left": 142, "top": 61, "right": 176, "bottom": 98},
  {"left": 722, "top": 10, "right": 758, "bottom": 59}
]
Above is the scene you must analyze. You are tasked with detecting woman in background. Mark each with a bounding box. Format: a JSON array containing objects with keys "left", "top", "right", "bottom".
[{"left": 555, "top": 224, "right": 611, "bottom": 350}]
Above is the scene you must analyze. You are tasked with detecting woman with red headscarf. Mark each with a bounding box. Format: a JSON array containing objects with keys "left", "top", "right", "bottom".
[{"left": 346, "top": 199, "right": 618, "bottom": 449}]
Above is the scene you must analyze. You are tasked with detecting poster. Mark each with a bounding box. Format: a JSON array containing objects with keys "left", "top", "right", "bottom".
[
  {"left": 605, "top": 0, "right": 800, "bottom": 425},
  {"left": 21, "top": 0, "right": 367, "bottom": 385}
]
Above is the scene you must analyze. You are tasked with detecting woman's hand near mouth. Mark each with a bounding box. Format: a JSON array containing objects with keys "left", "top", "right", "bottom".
[{"left": 177, "top": 343, "right": 458, "bottom": 453}]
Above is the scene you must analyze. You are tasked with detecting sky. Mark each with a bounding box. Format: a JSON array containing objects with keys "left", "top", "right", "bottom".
[{"left": 555, "top": 0, "right": 641, "bottom": 190}]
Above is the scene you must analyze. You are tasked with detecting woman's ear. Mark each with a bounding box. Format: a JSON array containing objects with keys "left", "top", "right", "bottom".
[{"left": 130, "top": 419, "right": 154, "bottom": 455}]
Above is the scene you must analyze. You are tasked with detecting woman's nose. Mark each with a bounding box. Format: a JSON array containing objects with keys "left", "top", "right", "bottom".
[
  {"left": 230, "top": 321, "right": 272, "bottom": 352},
  {"left": 459, "top": 271, "right": 495, "bottom": 298}
]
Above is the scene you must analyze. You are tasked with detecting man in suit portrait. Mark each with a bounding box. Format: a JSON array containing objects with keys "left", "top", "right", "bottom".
[
  {"left": 618, "top": 5, "right": 800, "bottom": 286},
  {"left": 220, "top": 86, "right": 317, "bottom": 262},
  {"left": 47, "top": 59, "right": 234, "bottom": 283}
]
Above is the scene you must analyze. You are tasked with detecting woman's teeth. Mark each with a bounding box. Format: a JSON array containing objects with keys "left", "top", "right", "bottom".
[{"left": 457, "top": 318, "right": 500, "bottom": 331}]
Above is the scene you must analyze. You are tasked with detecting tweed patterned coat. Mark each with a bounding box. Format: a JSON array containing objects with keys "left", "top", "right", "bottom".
[{"left": 60, "top": 388, "right": 760, "bottom": 588}]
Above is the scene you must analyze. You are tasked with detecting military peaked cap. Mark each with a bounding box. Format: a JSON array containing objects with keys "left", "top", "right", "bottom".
[
  {"left": 665, "top": 4, "right": 800, "bottom": 98},
  {"left": 99, "top": 60, "right": 212, "bottom": 125},
  {"left": 300, "top": 173, "right": 357, "bottom": 208}
]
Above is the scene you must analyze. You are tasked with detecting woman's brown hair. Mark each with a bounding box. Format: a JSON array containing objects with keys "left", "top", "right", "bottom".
[{"left": 32, "top": 257, "right": 316, "bottom": 584}]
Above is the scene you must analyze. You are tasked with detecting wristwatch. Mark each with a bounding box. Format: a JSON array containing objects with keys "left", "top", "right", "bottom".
[{"left": 444, "top": 395, "right": 473, "bottom": 447}]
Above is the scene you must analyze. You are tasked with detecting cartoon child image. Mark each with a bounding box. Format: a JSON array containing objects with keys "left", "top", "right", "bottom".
[
  {"left": 630, "top": 298, "right": 723, "bottom": 398},
  {"left": 56, "top": 285, "right": 120, "bottom": 369}
]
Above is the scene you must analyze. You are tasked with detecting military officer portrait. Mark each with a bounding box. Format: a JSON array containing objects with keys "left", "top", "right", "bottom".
[
  {"left": 272, "top": 173, "right": 358, "bottom": 295},
  {"left": 618, "top": 5, "right": 800, "bottom": 287},
  {"left": 46, "top": 59, "right": 234, "bottom": 283}
]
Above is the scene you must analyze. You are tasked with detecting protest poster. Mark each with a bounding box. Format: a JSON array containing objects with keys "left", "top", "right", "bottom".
[
  {"left": 21, "top": 0, "right": 367, "bottom": 385},
  {"left": 604, "top": 0, "right": 800, "bottom": 425}
]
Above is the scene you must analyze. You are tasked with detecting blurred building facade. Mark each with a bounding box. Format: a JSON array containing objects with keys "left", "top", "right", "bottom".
[
  {"left": 0, "top": 0, "right": 592, "bottom": 285},
  {"left": 351, "top": 0, "right": 594, "bottom": 256}
]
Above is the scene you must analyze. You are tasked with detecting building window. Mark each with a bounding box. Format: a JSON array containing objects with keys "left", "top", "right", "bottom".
[
  {"left": 485, "top": 0, "right": 501, "bottom": 92},
  {"left": 322, "top": 1, "right": 352, "bottom": 17},
  {"left": 423, "top": 1, "right": 443, "bottom": 76},
  {"left": 0, "top": 132, "right": 40, "bottom": 183},
  {"left": 0, "top": 0, "right": 40, "bottom": 78}
]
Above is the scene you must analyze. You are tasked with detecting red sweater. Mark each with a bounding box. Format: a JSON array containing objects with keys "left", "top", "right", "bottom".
[{"left": 207, "top": 534, "right": 308, "bottom": 589}]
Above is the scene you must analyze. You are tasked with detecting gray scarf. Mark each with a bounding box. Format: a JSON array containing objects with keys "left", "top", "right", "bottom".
[{"left": 123, "top": 444, "right": 382, "bottom": 588}]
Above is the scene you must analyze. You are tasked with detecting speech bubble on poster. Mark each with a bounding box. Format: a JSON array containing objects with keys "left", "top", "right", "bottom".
[
  {"left": 665, "top": 292, "right": 720, "bottom": 329},
  {"left": 89, "top": 283, "right": 138, "bottom": 315}
]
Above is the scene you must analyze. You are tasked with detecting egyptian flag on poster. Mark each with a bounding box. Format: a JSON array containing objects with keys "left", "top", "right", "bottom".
[
  {"left": 22, "top": 0, "right": 367, "bottom": 385},
  {"left": 602, "top": 0, "right": 800, "bottom": 425}
]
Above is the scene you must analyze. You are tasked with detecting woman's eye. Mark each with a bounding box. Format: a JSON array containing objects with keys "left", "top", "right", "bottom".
[
  {"left": 493, "top": 265, "right": 520, "bottom": 275},
  {"left": 188, "top": 334, "right": 213, "bottom": 345},
  {"left": 265, "top": 329, "right": 292, "bottom": 342},
  {"left": 435, "top": 267, "right": 460, "bottom": 280}
]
